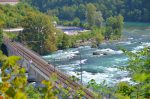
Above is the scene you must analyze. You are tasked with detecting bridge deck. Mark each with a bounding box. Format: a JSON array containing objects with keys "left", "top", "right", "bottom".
[{"left": 4, "top": 39, "right": 96, "bottom": 99}]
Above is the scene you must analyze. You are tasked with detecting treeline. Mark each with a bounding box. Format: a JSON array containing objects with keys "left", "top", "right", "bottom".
[
  {"left": 25, "top": 0, "right": 150, "bottom": 22},
  {"left": 0, "top": 3, "right": 58, "bottom": 54},
  {"left": 0, "top": 3, "right": 124, "bottom": 54},
  {"left": 0, "top": 3, "right": 38, "bottom": 28}
]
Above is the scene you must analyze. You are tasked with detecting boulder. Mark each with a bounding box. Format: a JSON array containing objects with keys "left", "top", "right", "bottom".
[
  {"left": 93, "top": 51, "right": 108, "bottom": 56},
  {"left": 93, "top": 51, "right": 100, "bottom": 55}
]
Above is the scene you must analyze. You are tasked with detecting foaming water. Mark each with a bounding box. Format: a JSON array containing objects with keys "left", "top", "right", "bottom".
[
  {"left": 43, "top": 50, "right": 79, "bottom": 60},
  {"left": 117, "top": 41, "right": 132, "bottom": 45},
  {"left": 96, "top": 48, "right": 123, "bottom": 55},
  {"left": 43, "top": 23, "right": 150, "bottom": 86},
  {"left": 132, "top": 42, "right": 150, "bottom": 53}
]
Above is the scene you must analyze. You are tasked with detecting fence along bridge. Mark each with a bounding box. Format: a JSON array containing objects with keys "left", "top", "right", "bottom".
[{"left": 4, "top": 38, "right": 96, "bottom": 99}]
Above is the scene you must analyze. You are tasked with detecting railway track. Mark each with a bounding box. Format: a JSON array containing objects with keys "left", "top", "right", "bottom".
[{"left": 5, "top": 40, "right": 96, "bottom": 99}]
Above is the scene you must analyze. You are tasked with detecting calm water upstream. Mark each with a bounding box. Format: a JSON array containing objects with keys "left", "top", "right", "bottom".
[{"left": 43, "top": 22, "right": 150, "bottom": 86}]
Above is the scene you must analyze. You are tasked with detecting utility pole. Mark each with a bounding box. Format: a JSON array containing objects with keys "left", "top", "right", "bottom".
[
  {"left": 39, "top": 32, "right": 43, "bottom": 55},
  {"left": 40, "top": 40, "right": 42, "bottom": 55},
  {"left": 79, "top": 48, "right": 83, "bottom": 84},
  {"left": 48, "top": 58, "right": 56, "bottom": 72},
  {"left": 54, "top": 58, "right": 56, "bottom": 72}
]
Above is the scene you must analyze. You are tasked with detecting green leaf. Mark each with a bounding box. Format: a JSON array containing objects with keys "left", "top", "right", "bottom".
[
  {"left": 14, "top": 90, "right": 27, "bottom": 99},
  {"left": 5, "top": 87, "right": 16, "bottom": 98},
  {"left": 133, "top": 73, "right": 150, "bottom": 82},
  {"left": 3, "top": 56, "right": 21, "bottom": 68}
]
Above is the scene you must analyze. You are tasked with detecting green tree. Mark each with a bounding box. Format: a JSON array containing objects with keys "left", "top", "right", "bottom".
[
  {"left": 87, "top": 79, "right": 112, "bottom": 98},
  {"left": 115, "top": 82, "right": 134, "bottom": 97},
  {"left": 0, "top": 52, "right": 28, "bottom": 98},
  {"left": 94, "top": 11, "right": 104, "bottom": 27},
  {"left": 59, "top": 6, "right": 76, "bottom": 20},
  {"left": 0, "top": 51, "right": 50, "bottom": 98},
  {"left": 86, "top": 3, "right": 104, "bottom": 28},
  {"left": 115, "top": 15, "right": 124, "bottom": 38},
  {"left": 21, "top": 12, "right": 57, "bottom": 54},
  {"left": 76, "top": 4, "right": 86, "bottom": 20},
  {"left": 27, "top": 0, "right": 150, "bottom": 22},
  {"left": 0, "top": 29, "right": 3, "bottom": 46},
  {"left": 118, "top": 47, "right": 150, "bottom": 98},
  {"left": 86, "top": 3, "right": 97, "bottom": 27},
  {"left": 0, "top": 3, "right": 36, "bottom": 28},
  {"left": 0, "top": 19, "right": 4, "bottom": 28},
  {"left": 91, "top": 27, "right": 104, "bottom": 46},
  {"left": 61, "top": 33, "right": 72, "bottom": 49},
  {"left": 0, "top": 19, "right": 4, "bottom": 46},
  {"left": 105, "top": 15, "right": 124, "bottom": 40},
  {"left": 73, "top": 17, "right": 80, "bottom": 26}
]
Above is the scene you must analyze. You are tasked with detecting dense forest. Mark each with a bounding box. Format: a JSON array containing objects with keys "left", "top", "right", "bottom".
[
  {"left": 0, "top": 3, "right": 58, "bottom": 54},
  {"left": 0, "top": 2, "right": 124, "bottom": 54},
  {"left": 25, "top": 0, "right": 150, "bottom": 22},
  {"left": 0, "top": 3, "right": 38, "bottom": 28}
]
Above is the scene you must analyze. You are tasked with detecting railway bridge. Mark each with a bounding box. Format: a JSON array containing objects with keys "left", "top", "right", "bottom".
[{"left": 3, "top": 38, "right": 96, "bottom": 99}]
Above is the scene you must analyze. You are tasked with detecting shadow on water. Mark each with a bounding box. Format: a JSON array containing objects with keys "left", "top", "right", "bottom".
[{"left": 1, "top": 43, "right": 8, "bottom": 56}]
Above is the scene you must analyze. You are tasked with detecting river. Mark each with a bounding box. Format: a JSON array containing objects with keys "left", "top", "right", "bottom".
[{"left": 43, "top": 22, "right": 150, "bottom": 86}]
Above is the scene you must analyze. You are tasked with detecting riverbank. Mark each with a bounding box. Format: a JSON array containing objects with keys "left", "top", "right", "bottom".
[{"left": 73, "top": 35, "right": 125, "bottom": 49}]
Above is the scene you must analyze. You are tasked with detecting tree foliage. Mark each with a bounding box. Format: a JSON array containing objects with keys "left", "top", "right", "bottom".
[
  {"left": 86, "top": 3, "right": 103, "bottom": 28},
  {"left": 26, "top": 0, "right": 150, "bottom": 22},
  {"left": 105, "top": 15, "right": 124, "bottom": 40},
  {"left": 0, "top": 29, "right": 3, "bottom": 46},
  {"left": 0, "top": 3, "right": 36, "bottom": 28},
  {"left": 115, "top": 47, "right": 150, "bottom": 98},
  {"left": 0, "top": 2, "right": 124, "bottom": 53},
  {"left": 21, "top": 11, "right": 57, "bottom": 54},
  {"left": 0, "top": 51, "right": 29, "bottom": 98}
]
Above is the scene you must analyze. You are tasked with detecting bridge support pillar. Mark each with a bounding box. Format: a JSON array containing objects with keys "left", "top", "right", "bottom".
[
  {"left": 35, "top": 72, "right": 45, "bottom": 82},
  {"left": 28, "top": 66, "right": 36, "bottom": 82}
]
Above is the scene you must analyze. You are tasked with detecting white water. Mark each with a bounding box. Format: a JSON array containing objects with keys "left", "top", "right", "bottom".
[{"left": 43, "top": 23, "right": 150, "bottom": 86}]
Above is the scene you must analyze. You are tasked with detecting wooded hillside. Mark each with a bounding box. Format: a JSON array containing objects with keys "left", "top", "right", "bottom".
[{"left": 25, "top": 0, "right": 150, "bottom": 22}]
